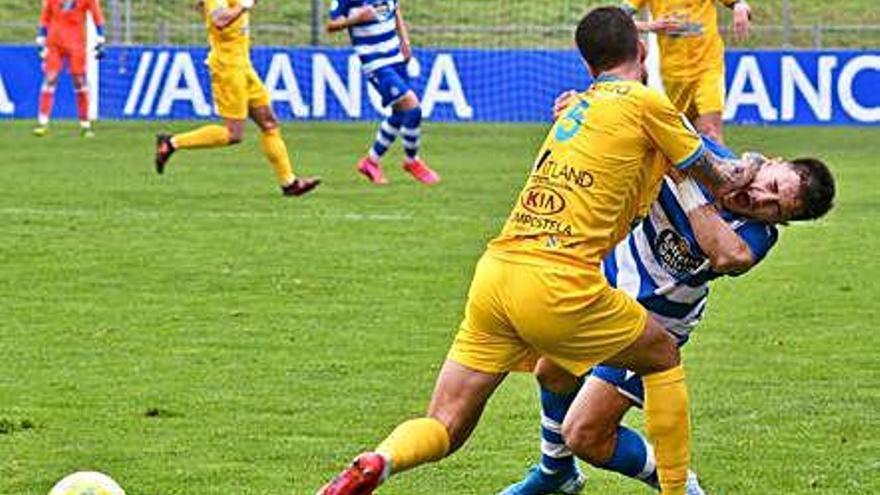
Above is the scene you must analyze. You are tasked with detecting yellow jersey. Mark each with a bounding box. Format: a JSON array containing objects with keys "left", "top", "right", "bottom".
[
  {"left": 203, "top": 0, "right": 251, "bottom": 69},
  {"left": 624, "top": 0, "right": 737, "bottom": 79},
  {"left": 488, "top": 76, "right": 703, "bottom": 269}
]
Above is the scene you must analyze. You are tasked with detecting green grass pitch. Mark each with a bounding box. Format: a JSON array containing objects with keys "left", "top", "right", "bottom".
[{"left": 0, "top": 120, "right": 877, "bottom": 495}]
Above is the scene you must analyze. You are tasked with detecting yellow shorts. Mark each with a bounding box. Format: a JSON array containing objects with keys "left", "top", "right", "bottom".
[
  {"left": 210, "top": 64, "right": 271, "bottom": 120},
  {"left": 447, "top": 253, "right": 647, "bottom": 377},
  {"left": 663, "top": 68, "right": 725, "bottom": 122}
]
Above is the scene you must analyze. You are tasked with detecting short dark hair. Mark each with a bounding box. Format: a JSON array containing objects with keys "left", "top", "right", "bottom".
[
  {"left": 575, "top": 7, "right": 640, "bottom": 74},
  {"left": 789, "top": 157, "right": 835, "bottom": 221}
]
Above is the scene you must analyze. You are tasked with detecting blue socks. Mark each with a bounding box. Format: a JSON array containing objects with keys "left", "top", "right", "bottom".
[
  {"left": 369, "top": 111, "right": 404, "bottom": 159},
  {"left": 538, "top": 379, "right": 582, "bottom": 475},
  {"left": 599, "top": 425, "right": 659, "bottom": 489},
  {"left": 399, "top": 106, "right": 422, "bottom": 160},
  {"left": 537, "top": 382, "right": 659, "bottom": 489},
  {"left": 369, "top": 107, "right": 422, "bottom": 161}
]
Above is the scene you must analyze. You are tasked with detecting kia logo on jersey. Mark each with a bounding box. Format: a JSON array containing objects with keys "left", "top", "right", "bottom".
[{"left": 520, "top": 186, "right": 567, "bottom": 216}]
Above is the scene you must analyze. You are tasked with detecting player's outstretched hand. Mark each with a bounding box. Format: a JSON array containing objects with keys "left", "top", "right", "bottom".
[
  {"left": 240, "top": 0, "right": 256, "bottom": 11},
  {"left": 732, "top": 2, "right": 752, "bottom": 42},
  {"left": 552, "top": 90, "right": 578, "bottom": 120}
]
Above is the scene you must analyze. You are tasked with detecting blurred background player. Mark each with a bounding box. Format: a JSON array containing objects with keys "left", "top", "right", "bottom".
[
  {"left": 623, "top": 0, "right": 752, "bottom": 143},
  {"left": 154, "top": 0, "right": 319, "bottom": 197},
  {"left": 327, "top": 0, "right": 439, "bottom": 185},
  {"left": 498, "top": 131, "right": 836, "bottom": 495},
  {"left": 34, "top": 0, "right": 106, "bottom": 138}
]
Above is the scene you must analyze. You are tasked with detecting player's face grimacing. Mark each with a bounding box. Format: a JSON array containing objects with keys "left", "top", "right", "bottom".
[{"left": 720, "top": 160, "right": 803, "bottom": 223}]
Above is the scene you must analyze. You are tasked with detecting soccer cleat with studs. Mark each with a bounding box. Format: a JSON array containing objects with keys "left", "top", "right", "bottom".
[
  {"left": 154, "top": 133, "right": 176, "bottom": 174},
  {"left": 356, "top": 156, "right": 388, "bottom": 184},
  {"left": 281, "top": 177, "right": 321, "bottom": 197},
  {"left": 403, "top": 158, "right": 440, "bottom": 185},
  {"left": 317, "top": 452, "right": 387, "bottom": 495},
  {"left": 498, "top": 465, "right": 586, "bottom": 495}
]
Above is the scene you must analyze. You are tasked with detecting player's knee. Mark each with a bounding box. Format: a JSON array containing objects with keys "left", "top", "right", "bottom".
[
  {"left": 562, "top": 416, "right": 616, "bottom": 466},
  {"left": 393, "top": 91, "right": 420, "bottom": 112},
  {"left": 638, "top": 332, "right": 680, "bottom": 375},
  {"left": 252, "top": 106, "right": 279, "bottom": 132},
  {"left": 259, "top": 119, "right": 279, "bottom": 133},
  {"left": 226, "top": 125, "right": 245, "bottom": 144},
  {"left": 534, "top": 359, "right": 580, "bottom": 395}
]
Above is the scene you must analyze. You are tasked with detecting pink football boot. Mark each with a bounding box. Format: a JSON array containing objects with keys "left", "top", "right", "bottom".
[
  {"left": 317, "top": 452, "right": 387, "bottom": 495},
  {"left": 356, "top": 156, "right": 389, "bottom": 185},
  {"left": 403, "top": 158, "right": 440, "bottom": 185}
]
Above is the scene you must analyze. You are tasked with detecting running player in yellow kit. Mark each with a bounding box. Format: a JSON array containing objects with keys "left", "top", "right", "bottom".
[
  {"left": 317, "top": 8, "right": 757, "bottom": 495},
  {"left": 623, "top": 0, "right": 752, "bottom": 142},
  {"left": 154, "top": 0, "right": 319, "bottom": 197}
]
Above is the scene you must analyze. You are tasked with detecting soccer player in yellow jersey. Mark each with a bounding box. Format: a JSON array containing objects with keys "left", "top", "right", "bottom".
[
  {"left": 154, "top": 0, "right": 319, "bottom": 197},
  {"left": 622, "top": 0, "right": 752, "bottom": 142},
  {"left": 318, "top": 8, "right": 757, "bottom": 495}
]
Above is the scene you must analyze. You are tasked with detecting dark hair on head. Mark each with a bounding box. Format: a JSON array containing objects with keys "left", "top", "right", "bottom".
[
  {"left": 575, "top": 6, "right": 640, "bottom": 74},
  {"left": 789, "top": 157, "right": 835, "bottom": 221}
]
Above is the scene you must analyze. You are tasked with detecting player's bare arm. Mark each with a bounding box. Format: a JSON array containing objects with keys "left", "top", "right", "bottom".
[
  {"left": 619, "top": 3, "right": 683, "bottom": 35},
  {"left": 686, "top": 149, "right": 761, "bottom": 198},
  {"left": 326, "top": 6, "right": 377, "bottom": 33},
  {"left": 670, "top": 170, "right": 755, "bottom": 273},
  {"left": 726, "top": 0, "right": 752, "bottom": 42},
  {"left": 211, "top": 0, "right": 255, "bottom": 30},
  {"left": 395, "top": 8, "right": 412, "bottom": 60}
]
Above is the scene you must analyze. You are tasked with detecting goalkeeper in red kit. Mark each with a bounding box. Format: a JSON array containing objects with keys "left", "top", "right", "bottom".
[{"left": 34, "top": 0, "right": 106, "bottom": 138}]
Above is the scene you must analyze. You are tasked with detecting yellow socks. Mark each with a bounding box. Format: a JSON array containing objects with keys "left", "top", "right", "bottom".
[
  {"left": 168, "top": 125, "right": 297, "bottom": 186},
  {"left": 643, "top": 365, "right": 690, "bottom": 495},
  {"left": 260, "top": 128, "right": 296, "bottom": 186},
  {"left": 171, "top": 124, "right": 230, "bottom": 149},
  {"left": 376, "top": 417, "right": 450, "bottom": 476}
]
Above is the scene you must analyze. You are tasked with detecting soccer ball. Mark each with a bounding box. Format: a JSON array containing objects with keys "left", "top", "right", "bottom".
[{"left": 48, "top": 471, "right": 126, "bottom": 495}]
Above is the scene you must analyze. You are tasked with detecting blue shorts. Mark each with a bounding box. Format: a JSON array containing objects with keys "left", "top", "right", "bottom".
[
  {"left": 367, "top": 63, "right": 412, "bottom": 107},
  {"left": 591, "top": 365, "right": 646, "bottom": 407}
]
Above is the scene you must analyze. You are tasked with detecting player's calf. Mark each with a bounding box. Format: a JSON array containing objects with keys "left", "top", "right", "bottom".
[{"left": 34, "top": 79, "right": 57, "bottom": 135}]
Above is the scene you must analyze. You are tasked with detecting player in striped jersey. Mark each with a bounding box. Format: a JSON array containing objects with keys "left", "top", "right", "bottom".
[
  {"left": 499, "top": 134, "right": 835, "bottom": 495},
  {"left": 327, "top": 0, "right": 440, "bottom": 185}
]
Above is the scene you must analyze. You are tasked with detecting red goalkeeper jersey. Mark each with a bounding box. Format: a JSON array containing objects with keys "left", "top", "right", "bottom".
[{"left": 40, "top": 0, "right": 105, "bottom": 47}]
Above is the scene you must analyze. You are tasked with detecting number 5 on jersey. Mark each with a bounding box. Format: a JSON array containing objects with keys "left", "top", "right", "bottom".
[{"left": 555, "top": 99, "right": 590, "bottom": 142}]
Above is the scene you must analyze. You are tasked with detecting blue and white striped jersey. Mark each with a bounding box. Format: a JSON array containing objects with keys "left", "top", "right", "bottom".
[
  {"left": 329, "top": 0, "right": 405, "bottom": 74},
  {"left": 602, "top": 139, "right": 779, "bottom": 344}
]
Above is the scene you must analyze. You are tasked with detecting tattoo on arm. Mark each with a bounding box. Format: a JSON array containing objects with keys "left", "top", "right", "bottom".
[{"left": 689, "top": 151, "right": 758, "bottom": 191}]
